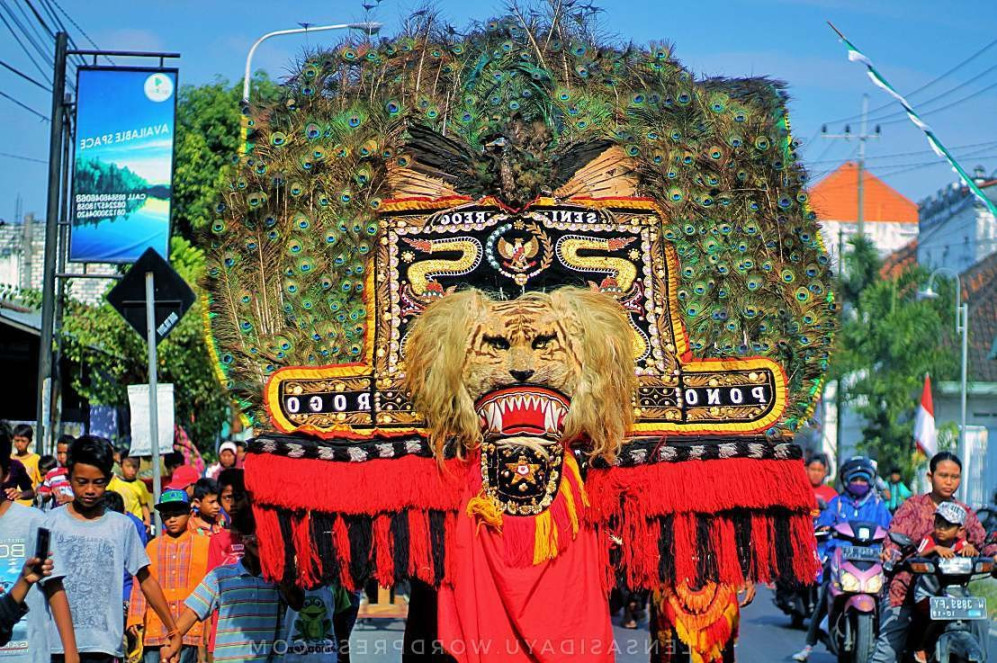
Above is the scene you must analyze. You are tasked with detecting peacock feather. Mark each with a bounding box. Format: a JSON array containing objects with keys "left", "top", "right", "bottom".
[{"left": 204, "top": 11, "right": 835, "bottom": 436}]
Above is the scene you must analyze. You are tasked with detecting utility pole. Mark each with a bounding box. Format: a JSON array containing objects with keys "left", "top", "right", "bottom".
[
  {"left": 822, "top": 93, "right": 881, "bottom": 246},
  {"left": 22, "top": 213, "right": 33, "bottom": 291},
  {"left": 820, "top": 96, "right": 879, "bottom": 474},
  {"left": 36, "top": 32, "right": 68, "bottom": 452}
]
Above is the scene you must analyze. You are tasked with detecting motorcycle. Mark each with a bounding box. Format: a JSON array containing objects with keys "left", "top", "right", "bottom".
[
  {"left": 885, "top": 531, "right": 995, "bottom": 663},
  {"left": 775, "top": 528, "right": 830, "bottom": 628},
  {"left": 820, "top": 520, "right": 887, "bottom": 663}
]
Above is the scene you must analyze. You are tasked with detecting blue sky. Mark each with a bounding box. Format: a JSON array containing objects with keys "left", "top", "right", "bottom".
[{"left": 2, "top": 0, "right": 996, "bottom": 224}]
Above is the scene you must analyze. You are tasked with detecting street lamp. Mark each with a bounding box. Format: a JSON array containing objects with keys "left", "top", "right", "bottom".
[
  {"left": 917, "top": 267, "right": 969, "bottom": 498},
  {"left": 242, "top": 22, "right": 382, "bottom": 107}
]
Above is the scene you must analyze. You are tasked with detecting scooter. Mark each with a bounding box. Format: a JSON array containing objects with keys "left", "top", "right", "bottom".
[
  {"left": 821, "top": 521, "right": 887, "bottom": 663},
  {"left": 885, "top": 531, "right": 995, "bottom": 663},
  {"left": 775, "top": 528, "right": 829, "bottom": 628}
]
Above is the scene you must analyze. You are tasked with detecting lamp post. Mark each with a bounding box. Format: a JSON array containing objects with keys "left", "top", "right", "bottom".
[
  {"left": 918, "top": 268, "right": 969, "bottom": 499},
  {"left": 242, "top": 22, "right": 382, "bottom": 107}
]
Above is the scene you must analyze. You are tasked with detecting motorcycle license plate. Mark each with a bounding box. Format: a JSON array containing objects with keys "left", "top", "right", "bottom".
[
  {"left": 929, "top": 597, "right": 987, "bottom": 620},
  {"left": 842, "top": 546, "right": 880, "bottom": 561}
]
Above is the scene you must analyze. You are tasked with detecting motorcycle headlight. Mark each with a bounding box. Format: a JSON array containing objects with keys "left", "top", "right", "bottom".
[
  {"left": 863, "top": 575, "right": 883, "bottom": 594},
  {"left": 839, "top": 572, "right": 861, "bottom": 593}
]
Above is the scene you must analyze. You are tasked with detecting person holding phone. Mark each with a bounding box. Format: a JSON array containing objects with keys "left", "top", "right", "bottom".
[{"left": 0, "top": 423, "right": 78, "bottom": 663}]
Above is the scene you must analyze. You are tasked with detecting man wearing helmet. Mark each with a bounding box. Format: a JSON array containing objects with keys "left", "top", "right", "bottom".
[{"left": 794, "top": 457, "right": 892, "bottom": 661}]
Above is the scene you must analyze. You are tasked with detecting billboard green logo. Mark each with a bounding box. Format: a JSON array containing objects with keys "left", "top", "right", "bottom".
[{"left": 144, "top": 73, "right": 174, "bottom": 102}]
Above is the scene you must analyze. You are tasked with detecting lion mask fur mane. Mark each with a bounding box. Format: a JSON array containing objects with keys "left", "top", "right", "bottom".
[{"left": 404, "top": 286, "right": 636, "bottom": 462}]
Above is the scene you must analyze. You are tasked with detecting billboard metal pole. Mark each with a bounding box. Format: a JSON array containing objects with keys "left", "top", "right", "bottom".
[
  {"left": 36, "top": 32, "right": 68, "bottom": 451},
  {"left": 145, "top": 271, "right": 162, "bottom": 534}
]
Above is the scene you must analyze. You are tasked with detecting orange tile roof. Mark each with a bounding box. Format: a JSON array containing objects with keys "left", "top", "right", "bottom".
[
  {"left": 809, "top": 162, "right": 918, "bottom": 224},
  {"left": 960, "top": 251, "right": 997, "bottom": 382},
  {"left": 879, "top": 240, "right": 918, "bottom": 280}
]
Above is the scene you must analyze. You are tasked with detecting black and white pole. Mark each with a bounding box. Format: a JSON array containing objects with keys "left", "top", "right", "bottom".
[{"left": 145, "top": 271, "right": 162, "bottom": 533}]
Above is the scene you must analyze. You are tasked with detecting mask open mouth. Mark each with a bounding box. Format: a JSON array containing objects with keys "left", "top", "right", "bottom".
[{"left": 475, "top": 386, "right": 570, "bottom": 438}]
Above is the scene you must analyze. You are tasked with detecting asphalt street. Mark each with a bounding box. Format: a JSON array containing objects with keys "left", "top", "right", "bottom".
[{"left": 346, "top": 587, "right": 996, "bottom": 662}]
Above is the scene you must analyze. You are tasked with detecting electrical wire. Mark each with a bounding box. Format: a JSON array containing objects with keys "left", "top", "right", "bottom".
[
  {"left": 0, "top": 89, "right": 49, "bottom": 121},
  {"left": 876, "top": 155, "right": 997, "bottom": 179},
  {"left": 805, "top": 140, "right": 997, "bottom": 166},
  {"left": 0, "top": 150, "right": 46, "bottom": 164},
  {"left": 0, "top": 58, "right": 50, "bottom": 90},
  {"left": 42, "top": 0, "right": 113, "bottom": 64},
  {"left": 865, "top": 62, "right": 997, "bottom": 124},
  {"left": 1, "top": 0, "right": 53, "bottom": 64},
  {"left": 878, "top": 79, "right": 997, "bottom": 126},
  {"left": 35, "top": 0, "right": 86, "bottom": 68},
  {"left": 0, "top": 2, "right": 51, "bottom": 80},
  {"left": 811, "top": 149, "right": 997, "bottom": 188},
  {"left": 824, "top": 37, "right": 997, "bottom": 125},
  {"left": 19, "top": 0, "right": 50, "bottom": 36}
]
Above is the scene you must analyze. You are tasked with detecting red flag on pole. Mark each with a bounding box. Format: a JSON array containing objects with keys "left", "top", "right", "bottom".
[{"left": 914, "top": 374, "right": 937, "bottom": 457}]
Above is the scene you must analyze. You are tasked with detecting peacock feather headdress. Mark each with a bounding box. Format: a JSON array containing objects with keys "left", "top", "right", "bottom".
[{"left": 205, "top": 13, "right": 835, "bottom": 441}]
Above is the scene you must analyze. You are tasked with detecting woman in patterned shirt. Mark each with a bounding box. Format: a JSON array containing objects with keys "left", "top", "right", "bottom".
[{"left": 869, "top": 451, "right": 997, "bottom": 663}]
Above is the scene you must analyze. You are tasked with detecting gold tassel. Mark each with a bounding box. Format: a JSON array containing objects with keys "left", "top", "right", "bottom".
[
  {"left": 533, "top": 510, "right": 560, "bottom": 564},
  {"left": 466, "top": 492, "right": 504, "bottom": 533}
]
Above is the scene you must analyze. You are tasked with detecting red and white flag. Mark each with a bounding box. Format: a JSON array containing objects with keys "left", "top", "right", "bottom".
[{"left": 914, "top": 374, "right": 937, "bottom": 457}]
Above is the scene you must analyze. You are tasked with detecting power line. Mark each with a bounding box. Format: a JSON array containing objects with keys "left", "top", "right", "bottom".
[
  {"left": 0, "top": 57, "right": 50, "bottom": 90},
  {"left": 0, "top": 89, "right": 49, "bottom": 121},
  {"left": 35, "top": 0, "right": 87, "bottom": 69},
  {"left": 5, "top": 0, "right": 52, "bottom": 56},
  {"left": 879, "top": 79, "right": 997, "bottom": 126},
  {"left": 0, "top": 150, "right": 46, "bottom": 164},
  {"left": 876, "top": 155, "right": 997, "bottom": 179},
  {"left": 806, "top": 140, "right": 997, "bottom": 166},
  {"left": 825, "top": 37, "right": 997, "bottom": 125},
  {"left": 866, "top": 62, "right": 997, "bottom": 124},
  {"left": 814, "top": 151, "right": 997, "bottom": 187},
  {"left": 19, "top": 0, "right": 51, "bottom": 36},
  {"left": 0, "top": 0, "right": 53, "bottom": 71},
  {"left": 0, "top": 3, "right": 51, "bottom": 80},
  {"left": 43, "top": 0, "right": 113, "bottom": 64}
]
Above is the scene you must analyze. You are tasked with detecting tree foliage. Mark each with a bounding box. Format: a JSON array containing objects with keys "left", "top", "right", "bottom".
[
  {"left": 55, "top": 76, "right": 281, "bottom": 447},
  {"left": 832, "top": 239, "right": 959, "bottom": 479},
  {"left": 172, "top": 74, "right": 279, "bottom": 240}
]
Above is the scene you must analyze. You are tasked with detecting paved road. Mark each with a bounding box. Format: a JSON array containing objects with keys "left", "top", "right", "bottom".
[{"left": 346, "top": 587, "right": 996, "bottom": 661}]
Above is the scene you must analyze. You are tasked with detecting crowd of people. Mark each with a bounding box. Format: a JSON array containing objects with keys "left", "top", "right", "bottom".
[
  {"left": 1, "top": 419, "right": 994, "bottom": 663},
  {"left": 794, "top": 451, "right": 996, "bottom": 663},
  {"left": 0, "top": 423, "right": 360, "bottom": 663}
]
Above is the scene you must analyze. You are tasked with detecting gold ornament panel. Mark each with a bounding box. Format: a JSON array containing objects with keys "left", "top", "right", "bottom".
[{"left": 264, "top": 196, "right": 787, "bottom": 440}]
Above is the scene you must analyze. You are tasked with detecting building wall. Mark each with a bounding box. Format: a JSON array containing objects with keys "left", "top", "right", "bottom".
[
  {"left": 917, "top": 182, "right": 997, "bottom": 273},
  {"left": 933, "top": 390, "right": 996, "bottom": 509},
  {"left": 0, "top": 217, "right": 118, "bottom": 305},
  {"left": 820, "top": 219, "right": 918, "bottom": 269}
]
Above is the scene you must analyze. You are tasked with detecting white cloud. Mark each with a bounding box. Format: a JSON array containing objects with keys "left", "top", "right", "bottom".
[{"left": 95, "top": 28, "right": 166, "bottom": 53}]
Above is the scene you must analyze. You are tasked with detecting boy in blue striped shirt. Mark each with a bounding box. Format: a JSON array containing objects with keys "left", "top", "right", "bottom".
[{"left": 175, "top": 507, "right": 282, "bottom": 662}]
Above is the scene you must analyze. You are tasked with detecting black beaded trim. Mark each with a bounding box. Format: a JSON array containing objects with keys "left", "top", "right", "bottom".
[{"left": 248, "top": 433, "right": 802, "bottom": 466}]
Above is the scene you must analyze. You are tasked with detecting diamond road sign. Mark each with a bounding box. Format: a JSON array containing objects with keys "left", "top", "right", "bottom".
[{"left": 106, "top": 248, "right": 195, "bottom": 345}]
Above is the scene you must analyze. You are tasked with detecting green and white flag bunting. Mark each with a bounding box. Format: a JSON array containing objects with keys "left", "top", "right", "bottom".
[{"left": 829, "top": 22, "right": 997, "bottom": 217}]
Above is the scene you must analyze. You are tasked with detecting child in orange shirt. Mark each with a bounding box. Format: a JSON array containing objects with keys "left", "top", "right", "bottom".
[{"left": 128, "top": 489, "right": 210, "bottom": 663}]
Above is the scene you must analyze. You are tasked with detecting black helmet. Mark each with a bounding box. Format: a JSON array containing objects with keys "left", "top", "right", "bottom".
[{"left": 839, "top": 456, "right": 876, "bottom": 484}]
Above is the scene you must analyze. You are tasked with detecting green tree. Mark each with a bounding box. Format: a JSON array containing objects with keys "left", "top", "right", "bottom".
[
  {"left": 61, "top": 236, "right": 227, "bottom": 446},
  {"left": 172, "top": 73, "right": 279, "bottom": 239},
  {"left": 832, "top": 244, "right": 959, "bottom": 479},
  {"left": 55, "top": 75, "right": 282, "bottom": 447}
]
